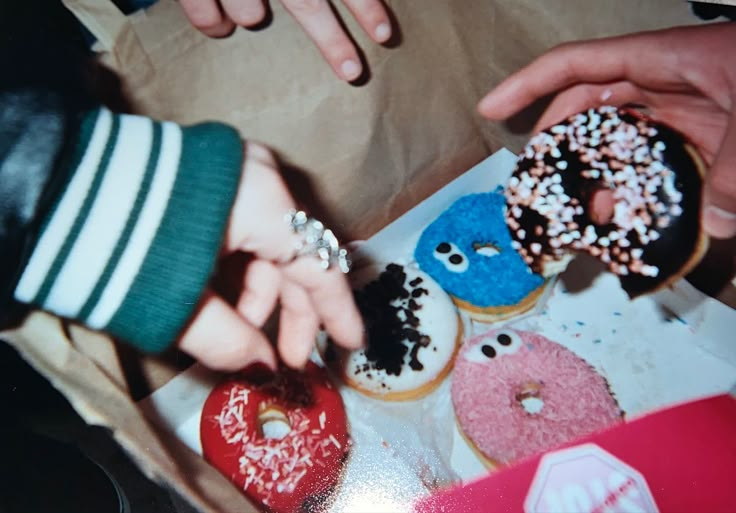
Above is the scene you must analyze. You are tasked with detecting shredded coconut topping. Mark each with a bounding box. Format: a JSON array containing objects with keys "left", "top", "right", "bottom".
[{"left": 214, "top": 384, "right": 339, "bottom": 501}]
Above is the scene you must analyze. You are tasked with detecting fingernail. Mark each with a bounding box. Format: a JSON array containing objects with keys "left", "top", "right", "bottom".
[
  {"left": 341, "top": 59, "right": 361, "bottom": 81},
  {"left": 478, "top": 94, "right": 502, "bottom": 118},
  {"left": 477, "top": 95, "right": 493, "bottom": 113},
  {"left": 703, "top": 205, "right": 736, "bottom": 239},
  {"left": 375, "top": 22, "right": 391, "bottom": 42}
]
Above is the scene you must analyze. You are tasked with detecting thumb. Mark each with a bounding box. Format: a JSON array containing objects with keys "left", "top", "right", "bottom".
[
  {"left": 703, "top": 109, "right": 736, "bottom": 239},
  {"left": 177, "top": 290, "right": 277, "bottom": 372}
]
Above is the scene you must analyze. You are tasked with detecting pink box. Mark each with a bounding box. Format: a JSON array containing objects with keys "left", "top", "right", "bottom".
[{"left": 416, "top": 394, "right": 736, "bottom": 513}]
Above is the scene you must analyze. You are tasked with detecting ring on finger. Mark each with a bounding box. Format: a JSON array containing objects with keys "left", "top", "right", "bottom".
[{"left": 284, "top": 210, "right": 351, "bottom": 273}]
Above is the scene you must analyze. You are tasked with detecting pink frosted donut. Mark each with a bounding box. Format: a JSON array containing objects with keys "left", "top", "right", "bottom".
[{"left": 451, "top": 329, "right": 622, "bottom": 466}]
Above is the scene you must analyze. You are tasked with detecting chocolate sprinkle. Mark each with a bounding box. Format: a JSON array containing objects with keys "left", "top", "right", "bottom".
[
  {"left": 352, "top": 264, "right": 433, "bottom": 376},
  {"left": 404, "top": 328, "right": 421, "bottom": 342},
  {"left": 409, "top": 343, "right": 424, "bottom": 371},
  {"left": 411, "top": 287, "right": 428, "bottom": 298},
  {"left": 404, "top": 309, "right": 420, "bottom": 328}
]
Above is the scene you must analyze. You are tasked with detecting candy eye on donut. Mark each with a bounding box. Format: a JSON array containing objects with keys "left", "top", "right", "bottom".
[
  {"left": 433, "top": 242, "right": 469, "bottom": 273},
  {"left": 481, "top": 344, "right": 496, "bottom": 358},
  {"left": 464, "top": 339, "right": 500, "bottom": 363},
  {"left": 493, "top": 330, "right": 523, "bottom": 355},
  {"left": 436, "top": 242, "right": 451, "bottom": 254},
  {"left": 464, "top": 331, "right": 524, "bottom": 363}
]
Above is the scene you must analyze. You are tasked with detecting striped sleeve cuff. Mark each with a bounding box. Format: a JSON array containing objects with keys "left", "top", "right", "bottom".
[{"left": 15, "top": 108, "right": 243, "bottom": 353}]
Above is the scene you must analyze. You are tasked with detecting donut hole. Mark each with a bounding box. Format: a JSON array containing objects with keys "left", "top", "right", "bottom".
[
  {"left": 515, "top": 382, "right": 544, "bottom": 415},
  {"left": 473, "top": 241, "right": 500, "bottom": 257},
  {"left": 520, "top": 396, "right": 545, "bottom": 415},
  {"left": 258, "top": 405, "right": 291, "bottom": 440},
  {"left": 589, "top": 188, "right": 615, "bottom": 226}
]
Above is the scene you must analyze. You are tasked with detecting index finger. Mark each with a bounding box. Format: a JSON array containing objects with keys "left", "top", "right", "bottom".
[
  {"left": 281, "top": 0, "right": 364, "bottom": 81},
  {"left": 282, "top": 257, "right": 364, "bottom": 350},
  {"left": 342, "top": 0, "right": 392, "bottom": 43},
  {"left": 477, "top": 28, "right": 686, "bottom": 120}
]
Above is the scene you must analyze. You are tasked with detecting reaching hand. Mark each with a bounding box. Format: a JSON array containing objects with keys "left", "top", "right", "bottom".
[
  {"left": 478, "top": 23, "right": 736, "bottom": 239},
  {"left": 178, "top": 0, "right": 392, "bottom": 82},
  {"left": 177, "top": 142, "right": 364, "bottom": 371}
]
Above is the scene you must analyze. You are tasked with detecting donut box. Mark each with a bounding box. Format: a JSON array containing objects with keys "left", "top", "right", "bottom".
[
  {"left": 139, "top": 149, "right": 736, "bottom": 512},
  {"left": 416, "top": 393, "right": 736, "bottom": 513}
]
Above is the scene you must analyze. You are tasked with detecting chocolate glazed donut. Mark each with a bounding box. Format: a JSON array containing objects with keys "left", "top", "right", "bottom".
[{"left": 505, "top": 106, "right": 708, "bottom": 298}]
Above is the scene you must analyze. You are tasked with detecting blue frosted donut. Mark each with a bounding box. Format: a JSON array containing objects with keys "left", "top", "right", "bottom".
[{"left": 414, "top": 191, "right": 546, "bottom": 321}]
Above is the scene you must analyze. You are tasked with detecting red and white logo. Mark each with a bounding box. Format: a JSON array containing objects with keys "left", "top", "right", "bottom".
[{"left": 524, "top": 443, "right": 659, "bottom": 513}]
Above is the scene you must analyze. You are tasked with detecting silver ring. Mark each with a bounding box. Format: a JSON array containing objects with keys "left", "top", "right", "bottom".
[{"left": 284, "top": 210, "right": 351, "bottom": 273}]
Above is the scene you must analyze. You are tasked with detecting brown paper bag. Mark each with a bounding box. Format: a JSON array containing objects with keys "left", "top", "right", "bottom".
[
  {"left": 61, "top": 0, "right": 706, "bottom": 240},
  {"left": 3, "top": 1, "right": 704, "bottom": 512}
]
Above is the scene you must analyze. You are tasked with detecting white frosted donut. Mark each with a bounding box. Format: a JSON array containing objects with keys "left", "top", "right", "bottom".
[{"left": 324, "top": 263, "right": 461, "bottom": 401}]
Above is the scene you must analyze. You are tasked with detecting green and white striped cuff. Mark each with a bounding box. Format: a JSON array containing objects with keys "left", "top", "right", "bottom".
[{"left": 15, "top": 108, "right": 243, "bottom": 352}]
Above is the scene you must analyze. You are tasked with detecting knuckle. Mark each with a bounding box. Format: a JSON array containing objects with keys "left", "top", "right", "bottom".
[
  {"left": 324, "top": 42, "right": 356, "bottom": 63},
  {"left": 348, "top": 1, "right": 385, "bottom": 23},
  {"left": 245, "top": 141, "right": 276, "bottom": 165},
  {"left": 708, "top": 170, "right": 736, "bottom": 200}
]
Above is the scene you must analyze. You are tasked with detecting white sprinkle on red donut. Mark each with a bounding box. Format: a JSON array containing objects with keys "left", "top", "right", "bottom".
[{"left": 200, "top": 363, "right": 349, "bottom": 513}]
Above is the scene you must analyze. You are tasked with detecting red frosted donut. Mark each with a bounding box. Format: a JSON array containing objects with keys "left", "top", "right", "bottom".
[
  {"left": 451, "top": 329, "right": 622, "bottom": 466},
  {"left": 200, "top": 363, "right": 349, "bottom": 513},
  {"left": 506, "top": 106, "right": 708, "bottom": 298}
]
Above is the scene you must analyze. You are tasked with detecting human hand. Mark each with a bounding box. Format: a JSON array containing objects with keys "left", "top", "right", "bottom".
[
  {"left": 478, "top": 23, "right": 736, "bottom": 239},
  {"left": 177, "top": 142, "right": 364, "bottom": 371},
  {"left": 178, "top": 0, "right": 392, "bottom": 82}
]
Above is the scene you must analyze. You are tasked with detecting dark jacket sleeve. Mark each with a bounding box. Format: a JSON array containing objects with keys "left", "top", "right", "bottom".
[
  {"left": 0, "top": 1, "right": 94, "bottom": 328},
  {"left": 1, "top": 2, "right": 244, "bottom": 353},
  {"left": 690, "top": 1, "right": 736, "bottom": 21}
]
